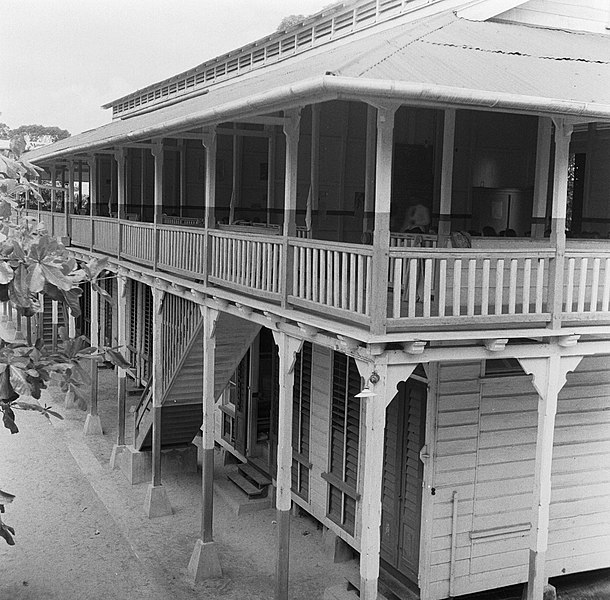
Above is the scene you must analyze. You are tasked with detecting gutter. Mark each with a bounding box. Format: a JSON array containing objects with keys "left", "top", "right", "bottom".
[{"left": 27, "top": 74, "right": 610, "bottom": 164}]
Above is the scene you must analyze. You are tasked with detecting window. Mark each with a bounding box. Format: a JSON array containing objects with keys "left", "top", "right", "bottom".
[
  {"left": 484, "top": 358, "right": 524, "bottom": 377},
  {"left": 324, "top": 352, "right": 362, "bottom": 535},
  {"left": 292, "top": 342, "right": 312, "bottom": 500}
]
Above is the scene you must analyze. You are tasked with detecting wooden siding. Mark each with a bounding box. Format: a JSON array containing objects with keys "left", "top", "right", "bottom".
[
  {"left": 428, "top": 355, "right": 610, "bottom": 600},
  {"left": 497, "top": 0, "right": 610, "bottom": 34}
]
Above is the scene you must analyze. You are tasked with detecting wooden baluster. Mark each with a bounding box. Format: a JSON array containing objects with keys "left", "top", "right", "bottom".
[
  {"left": 467, "top": 259, "right": 476, "bottom": 316},
  {"left": 577, "top": 258, "right": 588, "bottom": 313},
  {"left": 509, "top": 258, "right": 518, "bottom": 314},
  {"left": 452, "top": 259, "right": 462, "bottom": 316},
  {"left": 392, "top": 259, "right": 402, "bottom": 318},
  {"left": 312, "top": 248, "right": 319, "bottom": 304},
  {"left": 523, "top": 259, "right": 532, "bottom": 314},
  {"left": 423, "top": 258, "right": 432, "bottom": 318},
  {"left": 273, "top": 244, "right": 280, "bottom": 293},
  {"left": 326, "top": 251, "right": 334, "bottom": 306},
  {"left": 349, "top": 253, "right": 356, "bottom": 312},
  {"left": 341, "top": 252, "right": 348, "bottom": 309},
  {"left": 408, "top": 258, "right": 417, "bottom": 318},
  {"left": 495, "top": 259, "right": 504, "bottom": 315},
  {"left": 333, "top": 251, "right": 340, "bottom": 308},
  {"left": 438, "top": 260, "right": 447, "bottom": 317},
  {"left": 357, "top": 255, "right": 364, "bottom": 314},
  {"left": 298, "top": 247, "right": 305, "bottom": 299},
  {"left": 602, "top": 258, "right": 610, "bottom": 312},
  {"left": 536, "top": 259, "right": 545, "bottom": 314},
  {"left": 320, "top": 249, "right": 327, "bottom": 306},
  {"left": 565, "top": 258, "right": 575, "bottom": 313},
  {"left": 365, "top": 256, "right": 372, "bottom": 316},
  {"left": 306, "top": 247, "right": 313, "bottom": 301},
  {"left": 481, "top": 259, "right": 490, "bottom": 316}
]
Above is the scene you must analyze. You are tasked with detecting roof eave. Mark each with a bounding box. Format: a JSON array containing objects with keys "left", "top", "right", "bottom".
[{"left": 28, "top": 74, "right": 610, "bottom": 164}]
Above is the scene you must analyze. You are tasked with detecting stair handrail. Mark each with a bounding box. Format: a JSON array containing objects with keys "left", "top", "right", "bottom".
[{"left": 133, "top": 377, "right": 153, "bottom": 443}]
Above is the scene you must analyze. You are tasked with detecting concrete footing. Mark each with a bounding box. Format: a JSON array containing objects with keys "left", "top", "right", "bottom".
[
  {"left": 83, "top": 414, "right": 103, "bottom": 435},
  {"left": 521, "top": 583, "right": 557, "bottom": 600},
  {"left": 187, "top": 539, "right": 222, "bottom": 581},
  {"left": 117, "top": 444, "right": 198, "bottom": 485},
  {"left": 64, "top": 390, "right": 81, "bottom": 410},
  {"left": 144, "top": 484, "right": 172, "bottom": 518},
  {"left": 109, "top": 444, "right": 125, "bottom": 470},
  {"left": 323, "top": 528, "right": 355, "bottom": 563}
]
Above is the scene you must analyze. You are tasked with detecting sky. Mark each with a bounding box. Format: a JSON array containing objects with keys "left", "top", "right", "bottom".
[{"left": 0, "top": 0, "right": 332, "bottom": 136}]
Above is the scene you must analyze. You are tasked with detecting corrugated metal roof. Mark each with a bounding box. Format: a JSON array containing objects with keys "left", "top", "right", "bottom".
[{"left": 27, "top": 13, "right": 610, "bottom": 162}]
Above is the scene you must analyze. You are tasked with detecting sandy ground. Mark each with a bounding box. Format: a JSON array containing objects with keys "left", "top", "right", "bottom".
[
  {"left": 0, "top": 369, "right": 357, "bottom": 600},
  {"left": 2, "top": 368, "right": 609, "bottom": 600}
]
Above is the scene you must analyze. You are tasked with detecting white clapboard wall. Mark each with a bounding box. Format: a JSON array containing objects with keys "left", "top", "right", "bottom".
[{"left": 427, "top": 355, "right": 610, "bottom": 600}]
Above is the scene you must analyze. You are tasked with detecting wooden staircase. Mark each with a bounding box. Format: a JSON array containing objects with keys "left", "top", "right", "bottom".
[
  {"left": 133, "top": 310, "right": 261, "bottom": 451},
  {"left": 227, "top": 462, "right": 272, "bottom": 499},
  {"left": 40, "top": 296, "right": 66, "bottom": 347}
]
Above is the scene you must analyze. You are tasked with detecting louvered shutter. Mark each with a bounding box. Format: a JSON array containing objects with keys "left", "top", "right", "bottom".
[{"left": 291, "top": 342, "right": 312, "bottom": 500}]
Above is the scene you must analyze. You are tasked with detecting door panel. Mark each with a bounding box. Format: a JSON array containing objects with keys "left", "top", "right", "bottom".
[{"left": 380, "top": 378, "right": 427, "bottom": 583}]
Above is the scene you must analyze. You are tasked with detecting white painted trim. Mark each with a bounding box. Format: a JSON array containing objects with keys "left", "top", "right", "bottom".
[{"left": 457, "top": 0, "right": 529, "bottom": 21}]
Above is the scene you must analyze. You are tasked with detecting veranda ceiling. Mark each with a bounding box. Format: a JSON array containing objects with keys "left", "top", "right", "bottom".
[{"left": 27, "top": 11, "right": 610, "bottom": 162}]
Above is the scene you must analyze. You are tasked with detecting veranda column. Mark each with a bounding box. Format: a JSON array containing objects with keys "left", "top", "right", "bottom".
[
  {"left": 531, "top": 118, "right": 552, "bottom": 238},
  {"left": 548, "top": 119, "right": 573, "bottom": 329},
  {"left": 50, "top": 165, "right": 57, "bottom": 237},
  {"left": 438, "top": 108, "right": 456, "bottom": 246},
  {"left": 87, "top": 156, "right": 97, "bottom": 251},
  {"left": 271, "top": 331, "right": 303, "bottom": 600},
  {"left": 115, "top": 148, "right": 126, "bottom": 219},
  {"left": 84, "top": 285, "right": 103, "bottom": 435},
  {"left": 51, "top": 300, "right": 59, "bottom": 351},
  {"left": 355, "top": 360, "right": 417, "bottom": 600},
  {"left": 370, "top": 103, "right": 399, "bottom": 335},
  {"left": 144, "top": 284, "right": 172, "bottom": 518},
  {"left": 188, "top": 305, "right": 222, "bottom": 581},
  {"left": 152, "top": 139, "right": 164, "bottom": 270},
  {"left": 66, "top": 159, "right": 74, "bottom": 241},
  {"left": 518, "top": 352, "right": 583, "bottom": 600},
  {"left": 281, "top": 109, "right": 301, "bottom": 308},
  {"left": 363, "top": 105, "right": 377, "bottom": 237},
  {"left": 202, "top": 127, "right": 217, "bottom": 284},
  {"left": 266, "top": 125, "right": 276, "bottom": 226},
  {"left": 110, "top": 273, "right": 128, "bottom": 468},
  {"left": 307, "top": 104, "right": 320, "bottom": 235}
]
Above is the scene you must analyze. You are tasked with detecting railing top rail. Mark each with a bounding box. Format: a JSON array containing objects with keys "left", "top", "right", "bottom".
[
  {"left": 209, "top": 228, "right": 283, "bottom": 243},
  {"left": 70, "top": 214, "right": 90, "bottom": 221},
  {"left": 121, "top": 220, "right": 155, "bottom": 229},
  {"left": 158, "top": 223, "right": 206, "bottom": 233},
  {"left": 92, "top": 216, "right": 118, "bottom": 224},
  {"left": 389, "top": 247, "right": 555, "bottom": 258},
  {"left": 290, "top": 238, "right": 374, "bottom": 254}
]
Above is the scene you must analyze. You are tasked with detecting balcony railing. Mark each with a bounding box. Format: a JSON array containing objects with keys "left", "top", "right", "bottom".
[{"left": 35, "top": 212, "right": 610, "bottom": 334}]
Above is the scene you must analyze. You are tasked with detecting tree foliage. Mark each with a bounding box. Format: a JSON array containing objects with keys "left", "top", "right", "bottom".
[
  {"left": 0, "top": 123, "right": 70, "bottom": 152},
  {"left": 0, "top": 140, "right": 125, "bottom": 545}
]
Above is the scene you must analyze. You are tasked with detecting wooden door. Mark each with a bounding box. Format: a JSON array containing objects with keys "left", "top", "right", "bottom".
[
  {"left": 381, "top": 378, "right": 427, "bottom": 583},
  {"left": 234, "top": 351, "right": 249, "bottom": 456}
]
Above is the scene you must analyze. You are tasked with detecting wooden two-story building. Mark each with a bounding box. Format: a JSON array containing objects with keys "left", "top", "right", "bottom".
[{"left": 25, "top": 1, "right": 610, "bottom": 599}]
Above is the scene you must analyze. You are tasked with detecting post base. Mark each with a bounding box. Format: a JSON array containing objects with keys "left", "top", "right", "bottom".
[
  {"left": 323, "top": 527, "right": 354, "bottom": 563},
  {"left": 109, "top": 444, "right": 125, "bottom": 470},
  {"left": 83, "top": 414, "right": 103, "bottom": 435},
  {"left": 187, "top": 539, "right": 222, "bottom": 581},
  {"left": 144, "top": 484, "right": 172, "bottom": 518}
]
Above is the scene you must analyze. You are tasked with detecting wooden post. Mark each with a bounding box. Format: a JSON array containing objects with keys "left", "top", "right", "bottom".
[
  {"left": 110, "top": 273, "right": 128, "bottom": 468},
  {"left": 84, "top": 286, "right": 103, "bottom": 435},
  {"left": 532, "top": 117, "right": 552, "bottom": 238},
  {"left": 115, "top": 148, "right": 126, "bottom": 220},
  {"left": 363, "top": 105, "right": 377, "bottom": 238},
  {"left": 50, "top": 165, "right": 57, "bottom": 236},
  {"left": 271, "top": 331, "right": 303, "bottom": 600},
  {"left": 266, "top": 125, "right": 276, "bottom": 226},
  {"left": 438, "top": 108, "right": 456, "bottom": 246},
  {"left": 307, "top": 104, "right": 320, "bottom": 236},
  {"left": 66, "top": 159, "right": 74, "bottom": 240},
  {"left": 370, "top": 103, "right": 399, "bottom": 335},
  {"left": 229, "top": 124, "right": 242, "bottom": 224},
  {"left": 88, "top": 156, "right": 97, "bottom": 250},
  {"left": 518, "top": 353, "right": 582, "bottom": 600},
  {"left": 203, "top": 127, "right": 217, "bottom": 286},
  {"left": 178, "top": 139, "right": 185, "bottom": 217},
  {"left": 355, "top": 360, "right": 417, "bottom": 600},
  {"left": 188, "top": 305, "right": 222, "bottom": 581},
  {"left": 548, "top": 119, "right": 573, "bottom": 329},
  {"left": 152, "top": 139, "right": 164, "bottom": 270},
  {"left": 144, "top": 284, "right": 172, "bottom": 517},
  {"left": 281, "top": 109, "right": 301, "bottom": 308}
]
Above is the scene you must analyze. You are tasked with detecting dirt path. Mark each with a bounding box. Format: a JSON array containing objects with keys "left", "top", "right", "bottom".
[{"left": 0, "top": 372, "right": 357, "bottom": 600}]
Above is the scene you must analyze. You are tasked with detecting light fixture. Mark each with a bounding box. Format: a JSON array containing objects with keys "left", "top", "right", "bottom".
[
  {"left": 368, "top": 371, "right": 380, "bottom": 385},
  {"left": 355, "top": 386, "right": 376, "bottom": 398}
]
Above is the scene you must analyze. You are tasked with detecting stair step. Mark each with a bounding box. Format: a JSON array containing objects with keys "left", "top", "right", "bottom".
[
  {"left": 238, "top": 463, "right": 272, "bottom": 488},
  {"left": 227, "top": 472, "right": 266, "bottom": 499}
]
